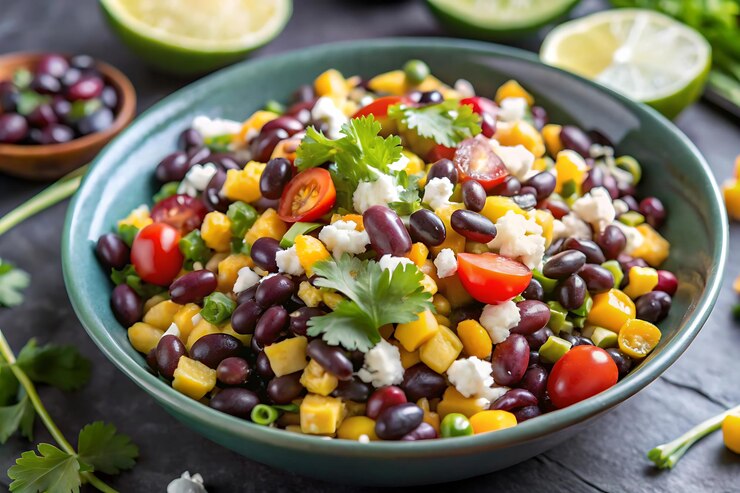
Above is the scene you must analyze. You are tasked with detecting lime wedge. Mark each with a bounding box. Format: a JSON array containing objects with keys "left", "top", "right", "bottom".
[
  {"left": 100, "top": 0, "right": 292, "bottom": 75},
  {"left": 540, "top": 9, "right": 711, "bottom": 119},
  {"left": 426, "top": 0, "right": 580, "bottom": 38}
]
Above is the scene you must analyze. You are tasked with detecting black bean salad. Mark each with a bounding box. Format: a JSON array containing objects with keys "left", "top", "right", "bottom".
[
  {"left": 96, "top": 60, "right": 677, "bottom": 441},
  {"left": 0, "top": 54, "right": 119, "bottom": 145}
]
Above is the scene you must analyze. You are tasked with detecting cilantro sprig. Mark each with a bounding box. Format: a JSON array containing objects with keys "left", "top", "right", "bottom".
[
  {"left": 388, "top": 99, "right": 481, "bottom": 147},
  {"left": 307, "top": 255, "right": 433, "bottom": 351},
  {"left": 0, "top": 260, "right": 30, "bottom": 308}
]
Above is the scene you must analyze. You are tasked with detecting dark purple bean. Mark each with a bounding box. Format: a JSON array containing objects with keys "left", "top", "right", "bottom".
[
  {"left": 596, "top": 225, "right": 626, "bottom": 260},
  {"left": 0, "top": 113, "right": 28, "bottom": 143},
  {"left": 409, "top": 209, "right": 446, "bottom": 247},
  {"left": 543, "top": 250, "right": 587, "bottom": 279},
  {"left": 110, "top": 284, "right": 142, "bottom": 327},
  {"left": 618, "top": 254, "right": 648, "bottom": 273},
  {"left": 490, "top": 176, "right": 521, "bottom": 197},
  {"left": 511, "top": 300, "right": 550, "bottom": 335},
  {"left": 348, "top": 350, "right": 365, "bottom": 372},
  {"left": 77, "top": 107, "right": 113, "bottom": 135},
  {"left": 250, "top": 238, "right": 282, "bottom": 273},
  {"left": 531, "top": 106, "right": 548, "bottom": 130},
  {"left": 522, "top": 278, "right": 544, "bottom": 301},
  {"left": 543, "top": 199, "right": 570, "bottom": 220},
  {"left": 606, "top": 348, "right": 632, "bottom": 377},
  {"left": 461, "top": 180, "right": 486, "bottom": 212},
  {"left": 401, "top": 363, "right": 447, "bottom": 401},
  {"left": 400, "top": 422, "right": 437, "bottom": 441},
  {"left": 490, "top": 388, "right": 538, "bottom": 411},
  {"left": 363, "top": 206, "right": 412, "bottom": 257},
  {"left": 156, "top": 334, "right": 187, "bottom": 379},
  {"left": 618, "top": 182, "right": 636, "bottom": 198},
  {"left": 255, "top": 274, "right": 295, "bottom": 308},
  {"left": 155, "top": 151, "right": 189, "bottom": 182},
  {"left": 96, "top": 233, "right": 129, "bottom": 270},
  {"left": 31, "top": 74, "right": 61, "bottom": 94},
  {"left": 560, "top": 125, "right": 592, "bottom": 157},
  {"left": 69, "top": 54, "right": 95, "bottom": 70},
  {"left": 562, "top": 238, "right": 606, "bottom": 264},
  {"left": 293, "top": 85, "right": 315, "bottom": 103},
  {"left": 39, "top": 124, "right": 74, "bottom": 144},
  {"left": 187, "top": 146, "right": 211, "bottom": 166},
  {"left": 254, "top": 306, "right": 289, "bottom": 347},
  {"left": 589, "top": 129, "right": 613, "bottom": 147},
  {"left": 513, "top": 405, "right": 542, "bottom": 422},
  {"left": 210, "top": 388, "right": 260, "bottom": 419},
  {"left": 169, "top": 270, "right": 217, "bottom": 304},
  {"left": 556, "top": 274, "right": 587, "bottom": 311},
  {"left": 560, "top": 333, "right": 578, "bottom": 346},
  {"left": 256, "top": 351, "right": 274, "bottom": 379},
  {"left": 286, "top": 100, "right": 314, "bottom": 124},
  {"left": 427, "top": 159, "right": 458, "bottom": 186},
  {"left": 519, "top": 186, "right": 538, "bottom": 199},
  {"left": 621, "top": 195, "right": 639, "bottom": 211},
  {"left": 259, "top": 157, "right": 293, "bottom": 200},
  {"left": 236, "top": 284, "right": 258, "bottom": 305},
  {"left": 284, "top": 293, "right": 305, "bottom": 313},
  {"left": 37, "top": 54, "right": 69, "bottom": 78},
  {"left": 519, "top": 365, "right": 548, "bottom": 402},
  {"left": 27, "top": 104, "right": 58, "bottom": 128},
  {"left": 526, "top": 327, "right": 553, "bottom": 351},
  {"left": 251, "top": 128, "right": 289, "bottom": 162},
  {"left": 639, "top": 197, "right": 666, "bottom": 228},
  {"left": 208, "top": 153, "right": 240, "bottom": 171},
  {"left": 602, "top": 173, "right": 620, "bottom": 199},
  {"left": 0, "top": 89, "right": 19, "bottom": 113},
  {"left": 267, "top": 372, "right": 305, "bottom": 404},
  {"left": 577, "top": 336, "right": 594, "bottom": 346},
  {"left": 217, "top": 356, "right": 251, "bottom": 385},
  {"left": 202, "top": 169, "right": 229, "bottom": 212},
  {"left": 366, "top": 386, "right": 407, "bottom": 419},
  {"left": 450, "top": 209, "right": 496, "bottom": 243},
  {"left": 546, "top": 238, "right": 564, "bottom": 257},
  {"left": 288, "top": 307, "right": 325, "bottom": 336},
  {"left": 578, "top": 264, "right": 614, "bottom": 294},
  {"left": 528, "top": 350, "right": 541, "bottom": 367},
  {"left": 636, "top": 291, "right": 671, "bottom": 323},
  {"left": 582, "top": 166, "right": 604, "bottom": 194},
  {"left": 332, "top": 378, "right": 371, "bottom": 402},
  {"left": 262, "top": 116, "right": 304, "bottom": 136},
  {"left": 190, "top": 333, "right": 242, "bottom": 369},
  {"left": 178, "top": 128, "right": 204, "bottom": 150},
  {"left": 146, "top": 349, "right": 159, "bottom": 373},
  {"left": 512, "top": 193, "right": 537, "bottom": 211},
  {"left": 524, "top": 172, "right": 556, "bottom": 201},
  {"left": 491, "top": 333, "right": 530, "bottom": 386},
  {"left": 418, "top": 90, "right": 443, "bottom": 105},
  {"left": 481, "top": 112, "right": 496, "bottom": 138},
  {"left": 306, "top": 339, "right": 353, "bottom": 380},
  {"left": 375, "top": 403, "right": 424, "bottom": 440},
  {"left": 66, "top": 75, "right": 103, "bottom": 100},
  {"left": 449, "top": 305, "right": 483, "bottom": 330},
  {"left": 231, "top": 300, "right": 263, "bottom": 335}
]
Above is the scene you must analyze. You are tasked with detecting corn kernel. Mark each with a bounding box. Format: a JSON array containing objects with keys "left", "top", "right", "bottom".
[
  {"left": 201, "top": 212, "right": 233, "bottom": 252},
  {"left": 542, "top": 124, "right": 563, "bottom": 157},
  {"left": 632, "top": 224, "right": 670, "bottom": 267},
  {"left": 480, "top": 196, "right": 525, "bottom": 223},
  {"left": 367, "top": 70, "right": 407, "bottom": 95},
  {"left": 618, "top": 319, "right": 661, "bottom": 359},
  {"left": 172, "top": 356, "right": 217, "bottom": 400},
  {"left": 470, "top": 410, "right": 517, "bottom": 434},
  {"left": 143, "top": 300, "right": 182, "bottom": 330},
  {"left": 495, "top": 80, "right": 534, "bottom": 106},
  {"left": 554, "top": 150, "right": 589, "bottom": 195},
  {"left": 402, "top": 150, "right": 425, "bottom": 175},
  {"left": 396, "top": 310, "right": 440, "bottom": 352},
  {"left": 322, "top": 291, "right": 343, "bottom": 310},
  {"left": 623, "top": 266, "right": 659, "bottom": 299},
  {"left": 264, "top": 336, "right": 308, "bottom": 377},
  {"left": 723, "top": 414, "right": 740, "bottom": 454},
  {"left": 337, "top": 416, "right": 378, "bottom": 441},
  {"left": 118, "top": 206, "right": 152, "bottom": 231},
  {"left": 143, "top": 293, "right": 168, "bottom": 314},
  {"left": 421, "top": 273, "right": 438, "bottom": 295},
  {"left": 431, "top": 203, "right": 465, "bottom": 256},
  {"left": 294, "top": 235, "right": 331, "bottom": 276},
  {"left": 244, "top": 208, "right": 287, "bottom": 246},
  {"left": 237, "top": 110, "right": 279, "bottom": 143},
  {"left": 298, "top": 281, "right": 323, "bottom": 307},
  {"left": 437, "top": 387, "right": 488, "bottom": 418},
  {"left": 457, "top": 319, "right": 493, "bottom": 359},
  {"left": 406, "top": 242, "right": 430, "bottom": 268},
  {"left": 437, "top": 274, "right": 474, "bottom": 309},
  {"left": 222, "top": 161, "right": 266, "bottom": 204},
  {"left": 432, "top": 294, "right": 451, "bottom": 316},
  {"left": 494, "top": 120, "right": 545, "bottom": 158},
  {"left": 186, "top": 318, "right": 220, "bottom": 350},
  {"left": 300, "top": 359, "right": 338, "bottom": 396},
  {"left": 419, "top": 326, "right": 463, "bottom": 374},
  {"left": 216, "top": 254, "right": 253, "bottom": 292},
  {"left": 127, "top": 322, "right": 164, "bottom": 354},
  {"left": 587, "top": 289, "right": 636, "bottom": 333},
  {"left": 173, "top": 303, "right": 201, "bottom": 342},
  {"left": 300, "top": 393, "right": 345, "bottom": 435}
]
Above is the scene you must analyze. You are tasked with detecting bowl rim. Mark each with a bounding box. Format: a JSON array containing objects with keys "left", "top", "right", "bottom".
[
  {"left": 62, "top": 37, "right": 728, "bottom": 457},
  {"left": 0, "top": 52, "right": 137, "bottom": 157}
]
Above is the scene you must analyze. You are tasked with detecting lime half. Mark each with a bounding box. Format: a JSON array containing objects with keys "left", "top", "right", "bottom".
[
  {"left": 100, "top": 0, "right": 292, "bottom": 75},
  {"left": 426, "top": 0, "right": 580, "bottom": 38},
  {"left": 540, "top": 9, "right": 711, "bottom": 119}
]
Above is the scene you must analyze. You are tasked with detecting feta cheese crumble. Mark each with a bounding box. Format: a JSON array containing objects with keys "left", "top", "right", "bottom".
[
  {"left": 311, "top": 96, "right": 349, "bottom": 139},
  {"left": 487, "top": 211, "right": 545, "bottom": 269},
  {"left": 498, "top": 97, "right": 528, "bottom": 122},
  {"left": 352, "top": 174, "right": 401, "bottom": 214},
  {"left": 422, "top": 177, "right": 454, "bottom": 211},
  {"left": 447, "top": 357, "right": 494, "bottom": 398},
  {"left": 480, "top": 301, "right": 521, "bottom": 344},
  {"left": 571, "top": 187, "right": 616, "bottom": 232},
  {"left": 613, "top": 198, "right": 630, "bottom": 216},
  {"left": 388, "top": 153, "right": 410, "bottom": 172},
  {"left": 357, "top": 339, "right": 404, "bottom": 387},
  {"left": 318, "top": 220, "right": 370, "bottom": 259},
  {"left": 378, "top": 254, "right": 414, "bottom": 273},
  {"left": 490, "top": 141, "right": 535, "bottom": 181},
  {"left": 178, "top": 163, "right": 218, "bottom": 197},
  {"left": 232, "top": 267, "right": 260, "bottom": 293},
  {"left": 192, "top": 116, "right": 241, "bottom": 139},
  {"left": 275, "top": 245, "right": 305, "bottom": 276},
  {"left": 612, "top": 221, "right": 644, "bottom": 254},
  {"left": 434, "top": 248, "right": 457, "bottom": 279},
  {"left": 559, "top": 213, "right": 592, "bottom": 240}
]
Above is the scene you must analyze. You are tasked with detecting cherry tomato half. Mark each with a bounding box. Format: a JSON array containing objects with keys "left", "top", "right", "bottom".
[
  {"left": 454, "top": 136, "right": 508, "bottom": 191},
  {"left": 278, "top": 168, "right": 336, "bottom": 223},
  {"left": 352, "top": 96, "right": 410, "bottom": 119},
  {"left": 131, "top": 223, "right": 184, "bottom": 286},
  {"left": 547, "top": 346, "right": 618, "bottom": 409},
  {"left": 460, "top": 96, "right": 498, "bottom": 117},
  {"left": 151, "top": 194, "right": 207, "bottom": 235},
  {"left": 428, "top": 143, "right": 456, "bottom": 162},
  {"left": 456, "top": 252, "right": 532, "bottom": 304}
]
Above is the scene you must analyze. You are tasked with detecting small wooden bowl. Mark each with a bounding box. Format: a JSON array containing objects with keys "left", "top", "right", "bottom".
[{"left": 0, "top": 53, "right": 136, "bottom": 180}]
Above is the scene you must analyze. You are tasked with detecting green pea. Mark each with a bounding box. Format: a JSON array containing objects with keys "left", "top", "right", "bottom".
[
  {"left": 440, "top": 413, "right": 473, "bottom": 438},
  {"left": 403, "top": 59, "right": 430, "bottom": 85},
  {"left": 227, "top": 201, "right": 258, "bottom": 237},
  {"left": 201, "top": 292, "right": 236, "bottom": 325}
]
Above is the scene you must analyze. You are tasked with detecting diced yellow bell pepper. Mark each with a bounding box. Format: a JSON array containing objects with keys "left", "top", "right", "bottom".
[
  {"left": 201, "top": 211, "right": 232, "bottom": 252},
  {"left": 728, "top": 179, "right": 740, "bottom": 221},
  {"left": 118, "top": 206, "right": 152, "bottom": 231},
  {"left": 554, "top": 150, "right": 589, "bottom": 195},
  {"left": 298, "top": 281, "right": 323, "bottom": 307},
  {"left": 143, "top": 300, "right": 182, "bottom": 330},
  {"left": 436, "top": 274, "right": 474, "bottom": 309},
  {"left": 617, "top": 318, "right": 662, "bottom": 359},
  {"left": 530, "top": 209, "right": 554, "bottom": 248},
  {"left": 172, "top": 356, "right": 217, "bottom": 400},
  {"left": 437, "top": 387, "right": 488, "bottom": 418},
  {"left": 632, "top": 224, "right": 670, "bottom": 267},
  {"left": 337, "top": 416, "right": 378, "bottom": 441},
  {"left": 480, "top": 196, "right": 525, "bottom": 223},
  {"left": 237, "top": 110, "right": 279, "bottom": 143},
  {"left": 395, "top": 310, "right": 440, "bottom": 352},
  {"left": 419, "top": 325, "right": 463, "bottom": 374},
  {"left": 300, "top": 359, "right": 338, "bottom": 396},
  {"left": 186, "top": 318, "right": 220, "bottom": 350},
  {"left": 127, "top": 322, "right": 164, "bottom": 354},
  {"left": 393, "top": 341, "right": 421, "bottom": 369},
  {"left": 402, "top": 149, "right": 425, "bottom": 175},
  {"left": 542, "top": 124, "right": 563, "bottom": 157},
  {"left": 264, "top": 336, "right": 308, "bottom": 377},
  {"left": 623, "top": 266, "right": 659, "bottom": 299},
  {"left": 244, "top": 208, "right": 287, "bottom": 246},
  {"left": 495, "top": 80, "right": 535, "bottom": 106},
  {"left": 470, "top": 410, "right": 517, "bottom": 434},
  {"left": 457, "top": 319, "right": 493, "bottom": 359},
  {"left": 587, "top": 289, "right": 636, "bottom": 333},
  {"left": 300, "top": 393, "right": 345, "bottom": 435},
  {"left": 216, "top": 254, "right": 253, "bottom": 292},
  {"left": 367, "top": 69, "right": 407, "bottom": 95},
  {"left": 143, "top": 293, "right": 168, "bottom": 314},
  {"left": 330, "top": 213, "right": 364, "bottom": 230},
  {"left": 314, "top": 69, "right": 348, "bottom": 101},
  {"left": 222, "top": 161, "right": 266, "bottom": 204},
  {"left": 723, "top": 414, "right": 740, "bottom": 454},
  {"left": 173, "top": 303, "right": 201, "bottom": 342},
  {"left": 493, "top": 120, "right": 545, "bottom": 158},
  {"left": 294, "top": 234, "right": 331, "bottom": 276},
  {"left": 431, "top": 203, "right": 465, "bottom": 256},
  {"left": 406, "top": 242, "right": 429, "bottom": 268}
]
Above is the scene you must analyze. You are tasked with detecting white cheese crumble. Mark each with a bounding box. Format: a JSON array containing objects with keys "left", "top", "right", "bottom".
[
  {"left": 178, "top": 163, "right": 218, "bottom": 197},
  {"left": 311, "top": 96, "right": 349, "bottom": 139},
  {"left": 434, "top": 248, "right": 457, "bottom": 279},
  {"left": 357, "top": 339, "right": 404, "bottom": 387},
  {"left": 232, "top": 267, "right": 260, "bottom": 293},
  {"left": 454, "top": 78, "right": 475, "bottom": 98},
  {"left": 480, "top": 301, "right": 521, "bottom": 344},
  {"left": 612, "top": 220, "right": 644, "bottom": 254},
  {"left": 490, "top": 141, "right": 535, "bottom": 181},
  {"left": 560, "top": 213, "right": 592, "bottom": 240},
  {"left": 487, "top": 211, "right": 545, "bottom": 269},
  {"left": 167, "top": 471, "right": 207, "bottom": 493},
  {"left": 447, "top": 357, "right": 494, "bottom": 398},
  {"left": 352, "top": 174, "right": 401, "bottom": 214},
  {"left": 498, "top": 97, "right": 528, "bottom": 122},
  {"left": 163, "top": 322, "right": 180, "bottom": 339},
  {"left": 422, "top": 177, "right": 454, "bottom": 211},
  {"left": 275, "top": 245, "right": 305, "bottom": 276},
  {"left": 481, "top": 385, "right": 510, "bottom": 403},
  {"left": 318, "top": 220, "right": 370, "bottom": 259},
  {"left": 192, "top": 116, "right": 241, "bottom": 139},
  {"left": 613, "top": 198, "right": 630, "bottom": 216},
  {"left": 378, "top": 254, "right": 414, "bottom": 273},
  {"left": 571, "top": 187, "right": 616, "bottom": 232}
]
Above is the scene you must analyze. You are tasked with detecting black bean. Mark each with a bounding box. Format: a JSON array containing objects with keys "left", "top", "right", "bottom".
[
  {"left": 190, "top": 333, "right": 242, "bottom": 369},
  {"left": 522, "top": 278, "right": 545, "bottom": 301},
  {"left": 262, "top": 116, "right": 304, "bottom": 136},
  {"left": 178, "top": 128, "right": 204, "bottom": 151},
  {"left": 524, "top": 172, "right": 556, "bottom": 201},
  {"left": 260, "top": 157, "right": 293, "bottom": 200},
  {"left": 560, "top": 125, "right": 592, "bottom": 157},
  {"left": 256, "top": 351, "right": 274, "bottom": 379},
  {"left": 531, "top": 106, "right": 548, "bottom": 130},
  {"left": 363, "top": 206, "right": 412, "bottom": 257},
  {"left": 490, "top": 388, "right": 538, "bottom": 411},
  {"left": 401, "top": 363, "right": 447, "bottom": 401},
  {"left": 418, "top": 90, "right": 443, "bottom": 105},
  {"left": 513, "top": 405, "right": 542, "bottom": 422},
  {"left": 596, "top": 225, "right": 627, "bottom": 260},
  {"left": 110, "top": 284, "right": 142, "bottom": 327},
  {"left": 450, "top": 209, "right": 496, "bottom": 243},
  {"left": 254, "top": 306, "right": 288, "bottom": 347},
  {"left": 169, "top": 270, "right": 217, "bottom": 304},
  {"left": 543, "top": 250, "right": 587, "bottom": 279},
  {"left": 289, "top": 307, "right": 326, "bottom": 336},
  {"left": 203, "top": 169, "right": 229, "bottom": 212},
  {"left": 231, "top": 300, "right": 263, "bottom": 335},
  {"left": 562, "top": 238, "right": 606, "bottom": 264},
  {"left": 156, "top": 334, "right": 187, "bottom": 379},
  {"left": 636, "top": 291, "right": 671, "bottom": 323},
  {"left": 606, "top": 348, "right": 632, "bottom": 377},
  {"left": 217, "top": 356, "right": 251, "bottom": 386},
  {"left": 427, "top": 159, "right": 458, "bottom": 186},
  {"left": 519, "top": 365, "right": 548, "bottom": 402},
  {"left": 409, "top": 209, "right": 446, "bottom": 247},
  {"left": 461, "top": 180, "right": 486, "bottom": 212},
  {"left": 582, "top": 166, "right": 604, "bottom": 194},
  {"left": 400, "top": 422, "right": 437, "bottom": 441},
  {"left": 267, "top": 372, "right": 305, "bottom": 404},
  {"left": 255, "top": 274, "right": 295, "bottom": 308},
  {"left": 511, "top": 300, "right": 550, "bottom": 335},
  {"left": 578, "top": 264, "right": 614, "bottom": 294},
  {"left": 490, "top": 176, "right": 521, "bottom": 197},
  {"left": 250, "top": 238, "right": 282, "bottom": 273},
  {"left": 306, "top": 339, "right": 353, "bottom": 380},
  {"left": 525, "top": 327, "right": 553, "bottom": 351},
  {"left": 251, "top": 128, "right": 289, "bottom": 162},
  {"left": 332, "top": 378, "right": 371, "bottom": 402},
  {"left": 96, "top": 233, "right": 129, "bottom": 270},
  {"left": 491, "top": 334, "right": 530, "bottom": 386},
  {"left": 375, "top": 403, "right": 424, "bottom": 440},
  {"left": 556, "top": 274, "right": 587, "bottom": 311},
  {"left": 210, "top": 388, "right": 260, "bottom": 419},
  {"left": 639, "top": 197, "right": 666, "bottom": 228}
]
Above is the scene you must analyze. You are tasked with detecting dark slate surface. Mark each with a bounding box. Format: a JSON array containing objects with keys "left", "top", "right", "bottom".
[{"left": 1, "top": 0, "right": 739, "bottom": 491}]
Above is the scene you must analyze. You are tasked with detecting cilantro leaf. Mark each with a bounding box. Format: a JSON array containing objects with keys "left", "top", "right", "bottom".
[
  {"left": 0, "top": 354, "right": 20, "bottom": 406},
  {"left": 388, "top": 100, "right": 481, "bottom": 147},
  {"left": 0, "top": 260, "right": 30, "bottom": 307},
  {"left": 8, "top": 443, "right": 87, "bottom": 493},
  {"left": 16, "top": 339, "right": 91, "bottom": 391},
  {"left": 0, "top": 395, "right": 35, "bottom": 444},
  {"left": 388, "top": 171, "right": 423, "bottom": 216},
  {"left": 307, "top": 255, "right": 433, "bottom": 351},
  {"left": 77, "top": 421, "right": 138, "bottom": 475}
]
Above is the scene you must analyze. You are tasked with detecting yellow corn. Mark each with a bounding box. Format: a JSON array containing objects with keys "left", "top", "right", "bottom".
[
  {"left": 143, "top": 300, "right": 182, "bottom": 330},
  {"left": 530, "top": 209, "right": 554, "bottom": 248},
  {"left": 623, "top": 266, "right": 659, "bottom": 299},
  {"left": 542, "top": 124, "right": 563, "bottom": 157},
  {"left": 222, "top": 161, "right": 266, "bottom": 203},
  {"left": 587, "top": 289, "right": 636, "bottom": 333},
  {"left": 395, "top": 310, "right": 440, "bottom": 352},
  {"left": 300, "top": 359, "right": 338, "bottom": 396},
  {"left": 367, "top": 69, "right": 407, "bottom": 95},
  {"left": 173, "top": 303, "right": 201, "bottom": 342},
  {"left": 118, "top": 206, "right": 152, "bottom": 231},
  {"left": 264, "top": 336, "right": 308, "bottom": 377},
  {"left": 143, "top": 293, "right": 168, "bottom": 314},
  {"left": 457, "top": 319, "right": 493, "bottom": 359},
  {"left": 216, "top": 254, "right": 253, "bottom": 293},
  {"left": 495, "top": 80, "right": 535, "bottom": 106},
  {"left": 298, "top": 281, "right": 323, "bottom": 308},
  {"left": 337, "top": 416, "right": 378, "bottom": 441},
  {"left": 402, "top": 150, "right": 425, "bottom": 175},
  {"left": 300, "top": 393, "right": 345, "bottom": 435},
  {"left": 417, "top": 398, "right": 441, "bottom": 434},
  {"left": 395, "top": 342, "right": 421, "bottom": 369},
  {"left": 244, "top": 208, "right": 287, "bottom": 246},
  {"left": 294, "top": 235, "right": 331, "bottom": 276},
  {"left": 431, "top": 203, "right": 465, "bottom": 256},
  {"left": 172, "top": 356, "right": 217, "bottom": 400},
  {"left": 421, "top": 273, "right": 438, "bottom": 295},
  {"left": 322, "top": 290, "right": 344, "bottom": 310},
  {"left": 419, "top": 326, "right": 463, "bottom": 374},
  {"left": 632, "top": 224, "right": 670, "bottom": 267},
  {"left": 617, "top": 319, "right": 662, "bottom": 359},
  {"left": 127, "top": 322, "right": 163, "bottom": 354},
  {"left": 554, "top": 150, "right": 589, "bottom": 195},
  {"left": 201, "top": 212, "right": 232, "bottom": 252}
]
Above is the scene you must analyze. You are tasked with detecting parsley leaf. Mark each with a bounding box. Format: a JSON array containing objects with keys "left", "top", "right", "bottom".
[
  {"left": 388, "top": 100, "right": 481, "bottom": 147},
  {"left": 0, "top": 395, "right": 35, "bottom": 444},
  {"left": 77, "top": 422, "right": 138, "bottom": 475},
  {"left": 16, "top": 339, "right": 91, "bottom": 391},
  {"left": 7, "top": 443, "right": 88, "bottom": 493},
  {"left": 307, "top": 255, "right": 433, "bottom": 351},
  {"left": 0, "top": 260, "right": 30, "bottom": 307}
]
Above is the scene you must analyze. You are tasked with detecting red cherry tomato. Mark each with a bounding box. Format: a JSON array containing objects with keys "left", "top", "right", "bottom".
[
  {"left": 131, "top": 223, "right": 184, "bottom": 286},
  {"left": 278, "top": 168, "right": 336, "bottom": 223},
  {"left": 454, "top": 135, "right": 508, "bottom": 191},
  {"left": 352, "top": 96, "right": 410, "bottom": 119},
  {"left": 456, "top": 252, "right": 532, "bottom": 304},
  {"left": 460, "top": 96, "right": 498, "bottom": 116},
  {"left": 547, "top": 346, "right": 619, "bottom": 409},
  {"left": 151, "top": 194, "right": 207, "bottom": 234},
  {"left": 428, "top": 143, "right": 456, "bottom": 162}
]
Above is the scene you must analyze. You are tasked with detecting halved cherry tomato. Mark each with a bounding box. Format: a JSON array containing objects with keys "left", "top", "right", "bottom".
[
  {"left": 131, "top": 223, "right": 184, "bottom": 286},
  {"left": 151, "top": 194, "right": 207, "bottom": 235},
  {"left": 428, "top": 143, "right": 456, "bottom": 162},
  {"left": 456, "top": 252, "right": 532, "bottom": 304},
  {"left": 547, "top": 346, "right": 618, "bottom": 409},
  {"left": 454, "top": 135, "right": 508, "bottom": 191},
  {"left": 278, "top": 168, "right": 336, "bottom": 223},
  {"left": 352, "top": 96, "right": 410, "bottom": 119},
  {"left": 460, "top": 96, "right": 498, "bottom": 117}
]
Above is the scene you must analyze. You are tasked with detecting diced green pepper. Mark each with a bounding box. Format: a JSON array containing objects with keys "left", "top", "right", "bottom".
[
  {"left": 204, "top": 134, "right": 233, "bottom": 152},
  {"left": 539, "top": 336, "right": 573, "bottom": 364},
  {"left": 591, "top": 327, "right": 618, "bottom": 348},
  {"left": 560, "top": 179, "right": 577, "bottom": 199},
  {"left": 280, "top": 222, "right": 322, "bottom": 248},
  {"left": 571, "top": 316, "right": 587, "bottom": 329},
  {"left": 110, "top": 264, "right": 164, "bottom": 299},
  {"left": 602, "top": 260, "right": 624, "bottom": 288},
  {"left": 227, "top": 201, "right": 258, "bottom": 238},
  {"left": 153, "top": 182, "right": 180, "bottom": 203},
  {"left": 440, "top": 413, "right": 473, "bottom": 438},
  {"left": 179, "top": 230, "right": 211, "bottom": 264},
  {"left": 619, "top": 211, "right": 645, "bottom": 227},
  {"left": 201, "top": 292, "right": 236, "bottom": 325},
  {"left": 13, "top": 68, "right": 32, "bottom": 88},
  {"left": 559, "top": 320, "right": 574, "bottom": 335},
  {"left": 68, "top": 99, "right": 102, "bottom": 121},
  {"left": 547, "top": 301, "right": 568, "bottom": 332},
  {"left": 117, "top": 223, "right": 139, "bottom": 247},
  {"left": 534, "top": 270, "right": 559, "bottom": 293},
  {"left": 231, "top": 237, "right": 250, "bottom": 255}
]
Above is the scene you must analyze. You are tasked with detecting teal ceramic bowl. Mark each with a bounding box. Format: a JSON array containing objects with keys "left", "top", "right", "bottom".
[{"left": 62, "top": 38, "right": 727, "bottom": 486}]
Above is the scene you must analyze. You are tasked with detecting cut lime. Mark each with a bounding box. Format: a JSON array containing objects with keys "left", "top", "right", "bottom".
[
  {"left": 540, "top": 9, "right": 711, "bottom": 119},
  {"left": 426, "top": 0, "right": 580, "bottom": 38},
  {"left": 100, "top": 0, "right": 292, "bottom": 75}
]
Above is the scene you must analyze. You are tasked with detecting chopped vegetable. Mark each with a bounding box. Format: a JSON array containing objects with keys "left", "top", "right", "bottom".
[{"left": 388, "top": 99, "right": 481, "bottom": 147}]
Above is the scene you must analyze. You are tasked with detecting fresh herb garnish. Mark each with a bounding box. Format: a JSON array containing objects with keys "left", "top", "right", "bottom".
[
  {"left": 307, "top": 254, "right": 433, "bottom": 351},
  {"left": 111, "top": 264, "right": 165, "bottom": 299},
  {"left": 0, "top": 260, "right": 30, "bottom": 308},
  {"left": 16, "top": 339, "right": 92, "bottom": 391},
  {"left": 388, "top": 171, "right": 423, "bottom": 216},
  {"left": 388, "top": 99, "right": 481, "bottom": 147}
]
